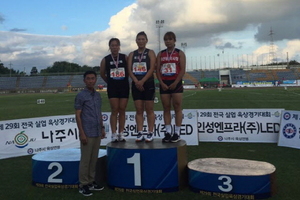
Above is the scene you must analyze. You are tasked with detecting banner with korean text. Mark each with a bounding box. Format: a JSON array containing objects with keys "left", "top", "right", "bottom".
[
  {"left": 0, "top": 110, "right": 198, "bottom": 159},
  {"left": 198, "top": 109, "right": 284, "bottom": 143},
  {"left": 101, "top": 110, "right": 198, "bottom": 146},
  {"left": 0, "top": 115, "right": 79, "bottom": 160},
  {"left": 278, "top": 110, "right": 300, "bottom": 149}
]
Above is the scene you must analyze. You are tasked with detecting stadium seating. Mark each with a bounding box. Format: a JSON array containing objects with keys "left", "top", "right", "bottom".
[
  {"left": 1, "top": 68, "right": 300, "bottom": 91},
  {"left": 70, "top": 75, "right": 84, "bottom": 87},
  {"left": 276, "top": 69, "right": 297, "bottom": 80},
  {"left": 183, "top": 72, "right": 199, "bottom": 84},
  {"left": 18, "top": 76, "right": 45, "bottom": 89},
  {"left": 188, "top": 71, "right": 203, "bottom": 81},
  {"left": 0, "top": 77, "right": 18, "bottom": 89},
  {"left": 248, "top": 70, "right": 273, "bottom": 81},
  {"left": 203, "top": 70, "right": 219, "bottom": 78},
  {"left": 230, "top": 70, "right": 248, "bottom": 83},
  {"left": 248, "top": 71, "right": 267, "bottom": 81},
  {"left": 69, "top": 75, "right": 106, "bottom": 88},
  {"left": 44, "top": 76, "right": 70, "bottom": 88}
]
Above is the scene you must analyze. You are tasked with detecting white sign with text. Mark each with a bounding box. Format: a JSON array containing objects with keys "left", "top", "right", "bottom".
[
  {"left": 197, "top": 109, "right": 283, "bottom": 143},
  {"left": 0, "top": 110, "right": 198, "bottom": 159}
]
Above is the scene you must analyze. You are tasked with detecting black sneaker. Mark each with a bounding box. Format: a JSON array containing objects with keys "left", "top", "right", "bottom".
[
  {"left": 170, "top": 133, "right": 181, "bottom": 143},
  {"left": 162, "top": 132, "right": 172, "bottom": 143},
  {"left": 88, "top": 182, "right": 104, "bottom": 191},
  {"left": 79, "top": 185, "right": 93, "bottom": 196}
]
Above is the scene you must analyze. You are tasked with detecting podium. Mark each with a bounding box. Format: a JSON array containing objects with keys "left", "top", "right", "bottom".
[
  {"left": 188, "top": 158, "right": 276, "bottom": 199},
  {"left": 106, "top": 139, "right": 187, "bottom": 193},
  {"left": 32, "top": 148, "right": 107, "bottom": 188}
]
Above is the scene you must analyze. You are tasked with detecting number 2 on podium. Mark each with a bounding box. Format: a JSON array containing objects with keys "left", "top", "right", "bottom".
[{"left": 127, "top": 153, "right": 141, "bottom": 186}]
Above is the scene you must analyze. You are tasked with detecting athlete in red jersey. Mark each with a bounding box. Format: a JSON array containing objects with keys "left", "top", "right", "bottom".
[{"left": 156, "top": 31, "right": 186, "bottom": 143}]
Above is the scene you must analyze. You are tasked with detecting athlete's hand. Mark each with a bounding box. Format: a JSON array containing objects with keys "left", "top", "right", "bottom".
[
  {"left": 161, "top": 83, "right": 169, "bottom": 91},
  {"left": 135, "top": 80, "right": 144, "bottom": 91},
  {"left": 169, "top": 82, "right": 177, "bottom": 90}
]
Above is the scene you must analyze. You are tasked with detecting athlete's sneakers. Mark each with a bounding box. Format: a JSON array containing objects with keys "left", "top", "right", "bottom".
[
  {"left": 162, "top": 132, "right": 172, "bottom": 143},
  {"left": 79, "top": 185, "right": 93, "bottom": 196},
  {"left": 145, "top": 132, "right": 153, "bottom": 142},
  {"left": 88, "top": 182, "right": 104, "bottom": 191},
  {"left": 118, "top": 133, "right": 126, "bottom": 142},
  {"left": 136, "top": 132, "right": 144, "bottom": 142},
  {"left": 170, "top": 133, "right": 181, "bottom": 143},
  {"left": 111, "top": 133, "right": 118, "bottom": 143}
]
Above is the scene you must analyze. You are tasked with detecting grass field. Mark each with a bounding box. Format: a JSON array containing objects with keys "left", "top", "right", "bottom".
[
  {"left": 1, "top": 87, "right": 300, "bottom": 200},
  {"left": 2, "top": 86, "right": 300, "bottom": 121}
]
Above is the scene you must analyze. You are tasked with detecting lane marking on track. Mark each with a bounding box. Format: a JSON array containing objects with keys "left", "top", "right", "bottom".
[{"left": 183, "top": 92, "right": 197, "bottom": 99}]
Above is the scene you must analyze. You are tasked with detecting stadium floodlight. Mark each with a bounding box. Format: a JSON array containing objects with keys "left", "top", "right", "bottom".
[
  {"left": 181, "top": 43, "right": 187, "bottom": 53},
  {"left": 156, "top": 20, "right": 164, "bottom": 52}
]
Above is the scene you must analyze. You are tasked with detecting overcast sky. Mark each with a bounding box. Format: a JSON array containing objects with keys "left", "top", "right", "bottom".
[{"left": 1, "top": 0, "right": 300, "bottom": 72}]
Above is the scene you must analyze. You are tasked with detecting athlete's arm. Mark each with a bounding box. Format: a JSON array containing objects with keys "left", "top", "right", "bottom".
[
  {"left": 127, "top": 51, "right": 138, "bottom": 83},
  {"left": 173, "top": 50, "right": 186, "bottom": 85},
  {"left": 100, "top": 58, "right": 107, "bottom": 83}
]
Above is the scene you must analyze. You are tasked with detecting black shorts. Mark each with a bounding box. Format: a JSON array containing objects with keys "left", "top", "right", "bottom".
[
  {"left": 132, "top": 80, "right": 155, "bottom": 101},
  {"left": 159, "top": 80, "right": 183, "bottom": 94},
  {"left": 107, "top": 80, "right": 129, "bottom": 99}
]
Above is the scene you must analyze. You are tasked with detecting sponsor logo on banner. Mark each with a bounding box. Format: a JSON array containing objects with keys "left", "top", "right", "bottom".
[
  {"left": 6, "top": 131, "right": 36, "bottom": 149},
  {"left": 278, "top": 110, "right": 300, "bottom": 149},
  {"left": 102, "top": 114, "right": 109, "bottom": 121},
  {"left": 283, "top": 112, "right": 291, "bottom": 120},
  {"left": 14, "top": 131, "right": 29, "bottom": 148},
  {"left": 282, "top": 123, "right": 297, "bottom": 139}
]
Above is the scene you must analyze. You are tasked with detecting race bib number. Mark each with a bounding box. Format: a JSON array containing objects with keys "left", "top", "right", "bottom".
[
  {"left": 110, "top": 68, "right": 125, "bottom": 80},
  {"left": 161, "top": 63, "right": 176, "bottom": 76},
  {"left": 133, "top": 62, "right": 147, "bottom": 75}
]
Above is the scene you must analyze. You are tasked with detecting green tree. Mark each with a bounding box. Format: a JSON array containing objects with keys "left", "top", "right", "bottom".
[
  {"left": 0, "top": 61, "right": 18, "bottom": 75},
  {"left": 289, "top": 60, "right": 300, "bottom": 65},
  {"left": 92, "top": 66, "right": 100, "bottom": 72},
  {"left": 40, "top": 61, "right": 94, "bottom": 74},
  {"left": 30, "top": 66, "right": 38, "bottom": 75}
]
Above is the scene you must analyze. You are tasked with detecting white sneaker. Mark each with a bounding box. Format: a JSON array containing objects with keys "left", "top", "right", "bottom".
[
  {"left": 111, "top": 133, "right": 118, "bottom": 143},
  {"left": 135, "top": 132, "right": 144, "bottom": 142},
  {"left": 145, "top": 132, "right": 153, "bottom": 142},
  {"left": 118, "top": 133, "right": 126, "bottom": 142}
]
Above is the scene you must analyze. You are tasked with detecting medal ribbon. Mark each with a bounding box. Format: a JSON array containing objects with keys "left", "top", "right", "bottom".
[
  {"left": 111, "top": 54, "right": 119, "bottom": 68},
  {"left": 138, "top": 49, "right": 145, "bottom": 63},
  {"left": 166, "top": 48, "right": 175, "bottom": 62}
]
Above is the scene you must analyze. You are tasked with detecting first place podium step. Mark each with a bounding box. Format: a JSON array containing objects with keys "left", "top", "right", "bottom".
[{"left": 106, "top": 139, "right": 187, "bottom": 193}]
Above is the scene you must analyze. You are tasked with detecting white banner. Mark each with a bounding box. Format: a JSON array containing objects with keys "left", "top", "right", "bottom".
[
  {"left": 197, "top": 109, "right": 283, "bottom": 143},
  {"left": 0, "top": 110, "right": 198, "bottom": 159},
  {"left": 278, "top": 110, "right": 300, "bottom": 149},
  {"left": 0, "top": 115, "right": 79, "bottom": 160},
  {"left": 101, "top": 110, "right": 199, "bottom": 146}
]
